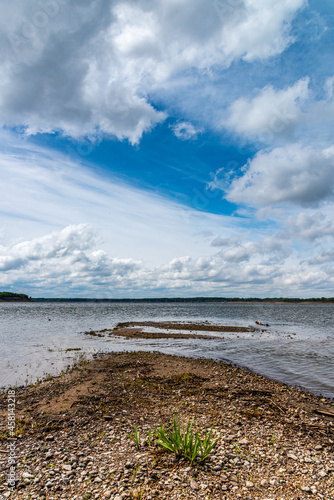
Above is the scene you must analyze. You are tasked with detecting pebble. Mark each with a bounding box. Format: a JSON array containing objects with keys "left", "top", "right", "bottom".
[
  {"left": 23, "top": 472, "right": 34, "bottom": 479},
  {"left": 245, "top": 480, "right": 254, "bottom": 487},
  {"left": 190, "top": 478, "right": 199, "bottom": 490}
]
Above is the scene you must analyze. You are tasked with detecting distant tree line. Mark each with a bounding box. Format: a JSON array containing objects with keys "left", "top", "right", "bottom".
[
  {"left": 2, "top": 292, "right": 334, "bottom": 303},
  {"left": 32, "top": 296, "right": 334, "bottom": 303},
  {"left": 0, "top": 292, "right": 31, "bottom": 301}
]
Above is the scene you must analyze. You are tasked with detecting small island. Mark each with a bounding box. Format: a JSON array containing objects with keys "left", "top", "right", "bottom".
[{"left": 0, "top": 292, "right": 32, "bottom": 302}]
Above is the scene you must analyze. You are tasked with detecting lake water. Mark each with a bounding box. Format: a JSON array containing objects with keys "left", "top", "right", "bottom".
[{"left": 0, "top": 302, "right": 333, "bottom": 398}]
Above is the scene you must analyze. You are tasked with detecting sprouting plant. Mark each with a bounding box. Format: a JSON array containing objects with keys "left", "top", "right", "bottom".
[
  {"left": 269, "top": 432, "right": 277, "bottom": 445},
  {"left": 233, "top": 442, "right": 240, "bottom": 454},
  {"left": 155, "top": 414, "right": 219, "bottom": 464},
  {"left": 147, "top": 429, "right": 153, "bottom": 447},
  {"left": 127, "top": 424, "right": 140, "bottom": 450}
]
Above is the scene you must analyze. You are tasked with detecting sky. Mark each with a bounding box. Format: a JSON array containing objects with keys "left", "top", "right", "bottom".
[{"left": 0, "top": 0, "right": 334, "bottom": 298}]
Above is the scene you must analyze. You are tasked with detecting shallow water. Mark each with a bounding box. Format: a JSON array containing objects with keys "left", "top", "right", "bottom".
[{"left": 0, "top": 301, "right": 333, "bottom": 397}]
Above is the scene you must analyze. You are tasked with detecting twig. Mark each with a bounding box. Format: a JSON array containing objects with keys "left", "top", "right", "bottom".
[
  {"left": 268, "top": 399, "right": 284, "bottom": 413},
  {"left": 314, "top": 409, "right": 334, "bottom": 418}
]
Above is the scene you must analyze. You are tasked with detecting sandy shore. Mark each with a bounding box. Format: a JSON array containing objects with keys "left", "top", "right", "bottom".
[{"left": 0, "top": 325, "right": 334, "bottom": 500}]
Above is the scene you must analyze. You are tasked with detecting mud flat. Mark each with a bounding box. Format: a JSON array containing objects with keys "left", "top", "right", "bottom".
[
  {"left": 83, "top": 321, "right": 258, "bottom": 340},
  {"left": 1, "top": 343, "right": 334, "bottom": 500}
]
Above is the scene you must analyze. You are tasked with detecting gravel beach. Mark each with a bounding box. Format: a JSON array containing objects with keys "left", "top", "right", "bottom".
[{"left": 1, "top": 326, "right": 334, "bottom": 500}]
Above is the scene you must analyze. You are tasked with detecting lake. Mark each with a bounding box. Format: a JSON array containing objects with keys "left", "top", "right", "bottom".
[{"left": 0, "top": 301, "right": 333, "bottom": 397}]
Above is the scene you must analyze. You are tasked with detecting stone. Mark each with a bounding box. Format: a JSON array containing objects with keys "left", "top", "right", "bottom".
[
  {"left": 63, "top": 465, "right": 72, "bottom": 472},
  {"left": 245, "top": 481, "right": 254, "bottom": 488},
  {"left": 319, "top": 470, "right": 327, "bottom": 477},
  {"left": 45, "top": 435, "right": 54, "bottom": 441},
  {"left": 23, "top": 472, "right": 34, "bottom": 479},
  {"left": 190, "top": 478, "right": 199, "bottom": 490},
  {"left": 239, "top": 438, "right": 249, "bottom": 445},
  {"left": 213, "top": 465, "right": 222, "bottom": 471},
  {"left": 45, "top": 452, "right": 53, "bottom": 459},
  {"left": 287, "top": 453, "right": 298, "bottom": 460}
]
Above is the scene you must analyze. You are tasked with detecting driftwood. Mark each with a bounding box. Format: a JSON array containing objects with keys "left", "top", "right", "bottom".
[
  {"left": 255, "top": 320, "right": 270, "bottom": 326},
  {"left": 314, "top": 409, "right": 334, "bottom": 418}
]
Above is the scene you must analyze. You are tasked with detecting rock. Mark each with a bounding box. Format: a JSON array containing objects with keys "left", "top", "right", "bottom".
[
  {"left": 213, "top": 465, "right": 222, "bottom": 471},
  {"left": 23, "top": 472, "right": 34, "bottom": 479},
  {"left": 287, "top": 453, "right": 298, "bottom": 460},
  {"left": 245, "top": 481, "right": 254, "bottom": 488},
  {"left": 45, "top": 452, "right": 53, "bottom": 459},
  {"left": 45, "top": 435, "right": 54, "bottom": 441},
  {"left": 63, "top": 465, "right": 72, "bottom": 472},
  {"left": 239, "top": 438, "right": 249, "bottom": 445},
  {"left": 190, "top": 478, "right": 199, "bottom": 490},
  {"left": 45, "top": 481, "right": 53, "bottom": 488},
  {"left": 319, "top": 470, "right": 327, "bottom": 477},
  {"left": 94, "top": 477, "right": 102, "bottom": 483}
]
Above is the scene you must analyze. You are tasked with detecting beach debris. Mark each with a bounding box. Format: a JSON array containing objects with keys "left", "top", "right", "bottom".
[
  {"left": 255, "top": 320, "right": 270, "bottom": 326},
  {"left": 314, "top": 408, "right": 334, "bottom": 417}
]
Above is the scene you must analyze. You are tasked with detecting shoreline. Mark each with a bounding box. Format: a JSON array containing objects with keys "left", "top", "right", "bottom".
[{"left": 1, "top": 350, "right": 333, "bottom": 499}]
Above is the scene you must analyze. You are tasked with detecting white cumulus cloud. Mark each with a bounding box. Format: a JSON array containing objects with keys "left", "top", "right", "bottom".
[
  {"left": 225, "top": 144, "right": 334, "bottom": 207},
  {"left": 0, "top": 0, "right": 305, "bottom": 143},
  {"left": 225, "top": 78, "right": 310, "bottom": 142}
]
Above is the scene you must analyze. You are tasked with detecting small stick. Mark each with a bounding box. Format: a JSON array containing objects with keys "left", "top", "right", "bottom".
[{"left": 314, "top": 409, "right": 334, "bottom": 418}]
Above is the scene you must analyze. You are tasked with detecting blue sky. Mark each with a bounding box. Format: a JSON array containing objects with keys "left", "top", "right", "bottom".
[{"left": 1, "top": 0, "right": 334, "bottom": 297}]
